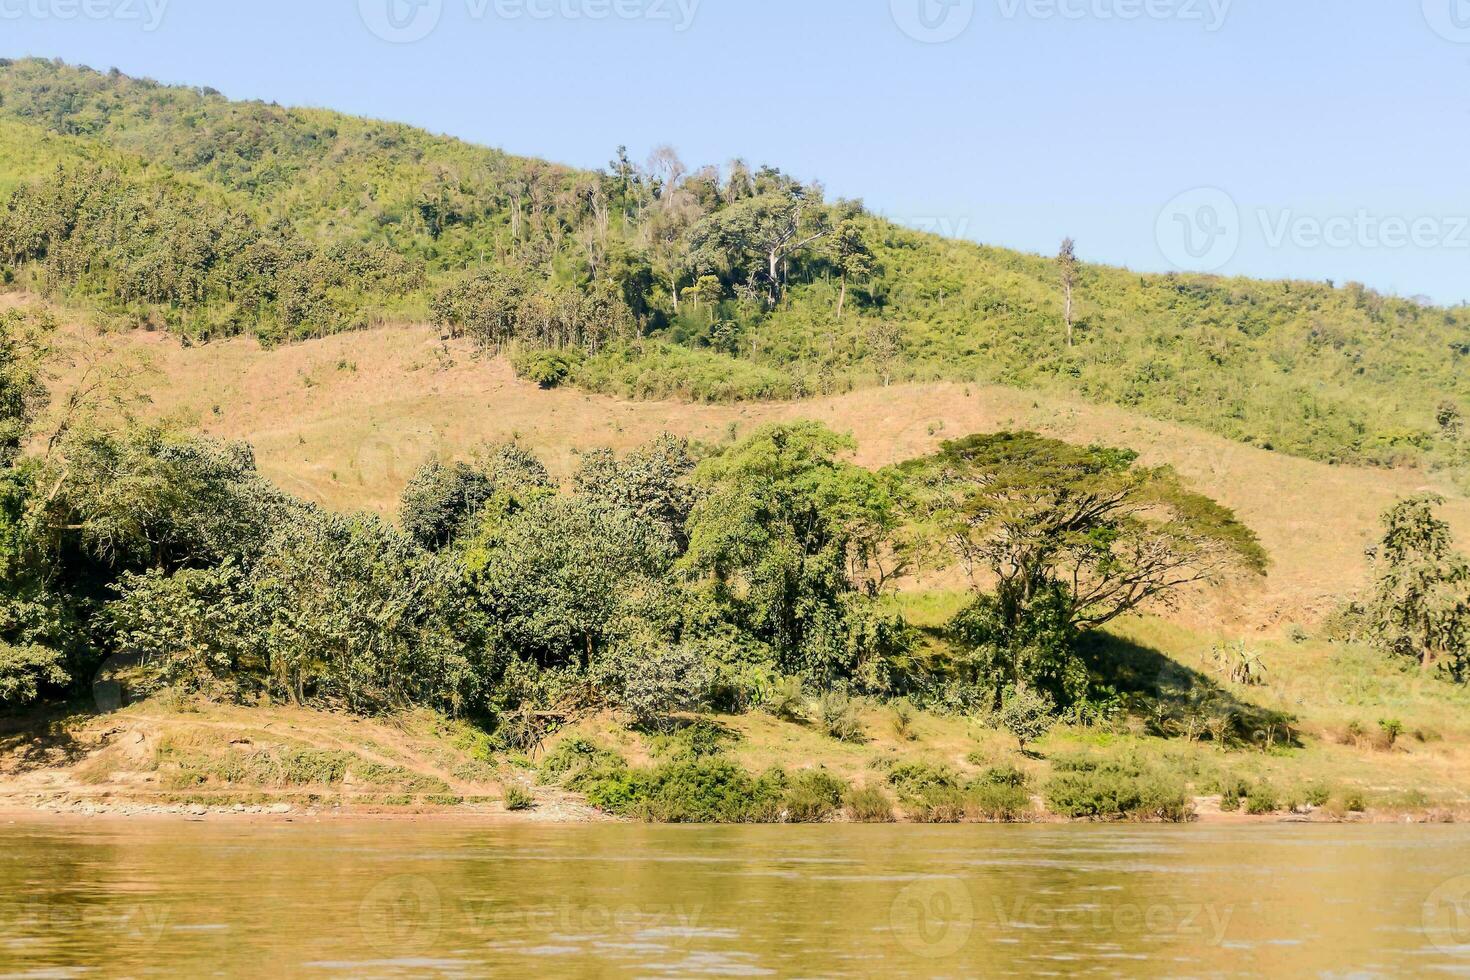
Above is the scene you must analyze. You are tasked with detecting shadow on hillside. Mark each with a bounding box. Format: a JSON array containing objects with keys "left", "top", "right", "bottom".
[
  {"left": 0, "top": 702, "right": 96, "bottom": 775},
  {"left": 1081, "top": 633, "right": 1300, "bottom": 750}
]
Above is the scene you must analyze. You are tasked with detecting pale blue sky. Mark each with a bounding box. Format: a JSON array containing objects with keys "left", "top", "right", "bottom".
[{"left": 4, "top": 0, "right": 1468, "bottom": 303}]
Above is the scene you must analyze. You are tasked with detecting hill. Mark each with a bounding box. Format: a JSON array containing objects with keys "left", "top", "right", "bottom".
[
  {"left": 1, "top": 58, "right": 1469, "bottom": 475},
  {"left": 38, "top": 305, "right": 1470, "bottom": 632}
]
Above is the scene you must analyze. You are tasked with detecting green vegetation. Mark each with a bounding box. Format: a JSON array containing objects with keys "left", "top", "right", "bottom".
[{"left": 2, "top": 59, "right": 1470, "bottom": 475}]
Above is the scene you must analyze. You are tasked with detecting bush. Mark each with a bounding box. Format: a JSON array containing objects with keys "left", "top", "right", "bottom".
[
  {"left": 1044, "top": 761, "right": 1191, "bottom": 822},
  {"left": 511, "top": 348, "right": 582, "bottom": 389},
  {"left": 1303, "top": 783, "right": 1333, "bottom": 808},
  {"left": 1244, "top": 787, "right": 1278, "bottom": 815},
  {"left": 597, "top": 643, "right": 713, "bottom": 729},
  {"left": 628, "top": 760, "right": 786, "bottom": 823},
  {"left": 0, "top": 641, "right": 69, "bottom": 706},
  {"left": 817, "top": 691, "right": 865, "bottom": 743},
  {"left": 965, "top": 781, "right": 1033, "bottom": 822},
  {"left": 997, "top": 687, "right": 1057, "bottom": 749},
  {"left": 890, "top": 699, "right": 917, "bottom": 741},
  {"left": 782, "top": 769, "right": 848, "bottom": 823},
  {"left": 1342, "top": 791, "right": 1368, "bottom": 813},
  {"left": 982, "top": 764, "right": 1028, "bottom": 788},
  {"left": 843, "top": 785, "right": 895, "bottom": 823},
  {"left": 887, "top": 761, "right": 959, "bottom": 798},
  {"left": 398, "top": 461, "right": 494, "bottom": 550},
  {"left": 502, "top": 784, "right": 535, "bottom": 811},
  {"left": 762, "top": 676, "right": 806, "bottom": 722},
  {"left": 906, "top": 786, "right": 969, "bottom": 824}
]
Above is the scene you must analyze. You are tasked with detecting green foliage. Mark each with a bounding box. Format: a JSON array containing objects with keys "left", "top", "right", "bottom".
[
  {"left": 502, "top": 784, "right": 535, "bottom": 811},
  {"left": 0, "top": 307, "right": 52, "bottom": 466},
  {"left": 398, "top": 461, "right": 495, "bottom": 550},
  {"left": 843, "top": 784, "right": 895, "bottom": 823},
  {"left": 4, "top": 59, "right": 1470, "bottom": 477},
  {"left": 592, "top": 642, "right": 713, "bottom": 728},
  {"left": 1367, "top": 495, "right": 1470, "bottom": 681},
  {"left": 909, "top": 432, "right": 1264, "bottom": 705},
  {"left": 781, "top": 769, "right": 848, "bottom": 822},
  {"left": 1043, "top": 757, "right": 1191, "bottom": 822},
  {"left": 247, "top": 512, "right": 487, "bottom": 714},
  {"left": 511, "top": 347, "right": 581, "bottom": 389},
  {"left": 682, "top": 422, "right": 905, "bottom": 683},
  {"left": 816, "top": 691, "right": 865, "bottom": 743},
  {"left": 996, "top": 687, "right": 1057, "bottom": 749},
  {"left": 0, "top": 640, "right": 68, "bottom": 706}
]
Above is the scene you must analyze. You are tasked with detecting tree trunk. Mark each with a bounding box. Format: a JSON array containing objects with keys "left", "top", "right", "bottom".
[
  {"left": 1064, "top": 284, "right": 1074, "bottom": 347},
  {"left": 837, "top": 273, "right": 848, "bottom": 321}
]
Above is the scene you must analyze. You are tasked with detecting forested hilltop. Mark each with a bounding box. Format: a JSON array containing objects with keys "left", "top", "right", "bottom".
[{"left": 1, "top": 57, "right": 1469, "bottom": 474}]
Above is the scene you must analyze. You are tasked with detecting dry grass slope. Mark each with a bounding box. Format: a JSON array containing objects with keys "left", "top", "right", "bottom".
[{"left": 41, "top": 310, "right": 1470, "bottom": 632}]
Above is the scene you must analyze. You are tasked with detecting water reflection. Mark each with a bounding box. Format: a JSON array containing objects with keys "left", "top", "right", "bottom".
[{"left": 2, "top": 821, "right": 1470, "bottom": 977}]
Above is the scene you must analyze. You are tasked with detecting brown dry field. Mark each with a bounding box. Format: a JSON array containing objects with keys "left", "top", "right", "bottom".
[{"left": 39, "top": 310, "right": 1470, "bottom": 633}]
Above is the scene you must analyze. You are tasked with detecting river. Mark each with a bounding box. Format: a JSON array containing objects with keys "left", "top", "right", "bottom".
[{"left": 3, "top": 820, "right": 1469, "bottom": 977}]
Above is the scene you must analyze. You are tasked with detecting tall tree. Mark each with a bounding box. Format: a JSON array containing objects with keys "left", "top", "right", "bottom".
[
  {"left": 1057, "top": 237, "right": 1079, "bottom": 348},
  {"left": 1368, "top": 495, "right": 1470, "bottom": 680},
  {"left": 829, "top": 220, "right": 874, "bottom": 321}
]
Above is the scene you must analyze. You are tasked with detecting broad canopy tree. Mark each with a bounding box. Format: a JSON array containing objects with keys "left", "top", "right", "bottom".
[{"left": 900, "top": 432, "right": 1267, "bottom": 702}]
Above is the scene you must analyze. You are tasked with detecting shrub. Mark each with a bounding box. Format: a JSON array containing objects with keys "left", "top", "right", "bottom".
[
  {"left": 628, "top": 760, "right": 786, "bottom": 823},
  {"left": 1303, "top": 784, "right": 1333, "bottom": 808},
  {"left": 538, "top": 738, "right": 626, "bottom": 786},
  {"left": 907, "top": 786, "right": 969, "bottom": 823},
  {"left": 762, "top": 676, "right": 806, "bottom": 722},
  {"left": 887, "top": 761, "right": 960, "bottom": 798},
  {"left": 1377, "top": 719, "right": 1404, "bottom": 749},
  {"left": 782, "top": 769, "right": 848, "bottom": 823},
  {"left": 818, "top": 691, "right": 865, "bottom": 743},
  {"left": 965, "top": 781, "right": 1033, "bottom": 822},
  {"left": 997, "top": 687, "right": 1057, "bottom": 749},
  {"left": 0, "top": 641, "right": 69, "bottom": 706},
  {"left": 1044, "top": 761, "right": 1191, "bottom": 822},
  {"left": 982, "top": 764, "right": 1028, "bottom": 788},
  {"left": 511, "top": 348, "right": 581, "bottom": 389},
  {"left": 502, "top": 784, "right": 535, "bottom": 811},
  {"left": 1244, "top": 787, "right": 1279, "bottom": 815},
  {"left": 843, "top": 785, "right": 895, "bottom": 823},
  {"left": 890, "top": 699, "right": 918, "bottom": 741},
  {"left": 1342, "top": 791, "right": 1368, "bottom": 813},
  {"left": 598, "top": 643, "right": 713, "bottom": 729}
]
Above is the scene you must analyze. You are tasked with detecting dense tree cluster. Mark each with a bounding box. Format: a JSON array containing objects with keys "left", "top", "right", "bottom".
[{"left": 0, "top": 299, "right": 1270, "bottom": 729}]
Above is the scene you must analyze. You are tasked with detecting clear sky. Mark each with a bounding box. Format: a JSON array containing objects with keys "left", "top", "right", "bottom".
[{"left": 4, "top": 0, "right": 1468, "bottom": 303}]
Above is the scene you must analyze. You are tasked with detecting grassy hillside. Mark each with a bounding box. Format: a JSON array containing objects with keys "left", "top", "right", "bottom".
[
  {"left": 41, "top": 311, "right": 1469, "bottom": 633},
  {"left": 1, "top": 58, "right": 1469, "bottom": 474}
]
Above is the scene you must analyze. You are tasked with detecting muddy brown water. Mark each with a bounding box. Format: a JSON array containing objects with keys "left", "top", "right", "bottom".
[{"left": 3, "top": 820, "right": 1470, "bottom": 977}]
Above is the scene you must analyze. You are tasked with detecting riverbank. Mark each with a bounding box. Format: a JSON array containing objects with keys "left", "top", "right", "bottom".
[{"left": 5, "top": 689, "right": 1468, "bottom": 828}]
